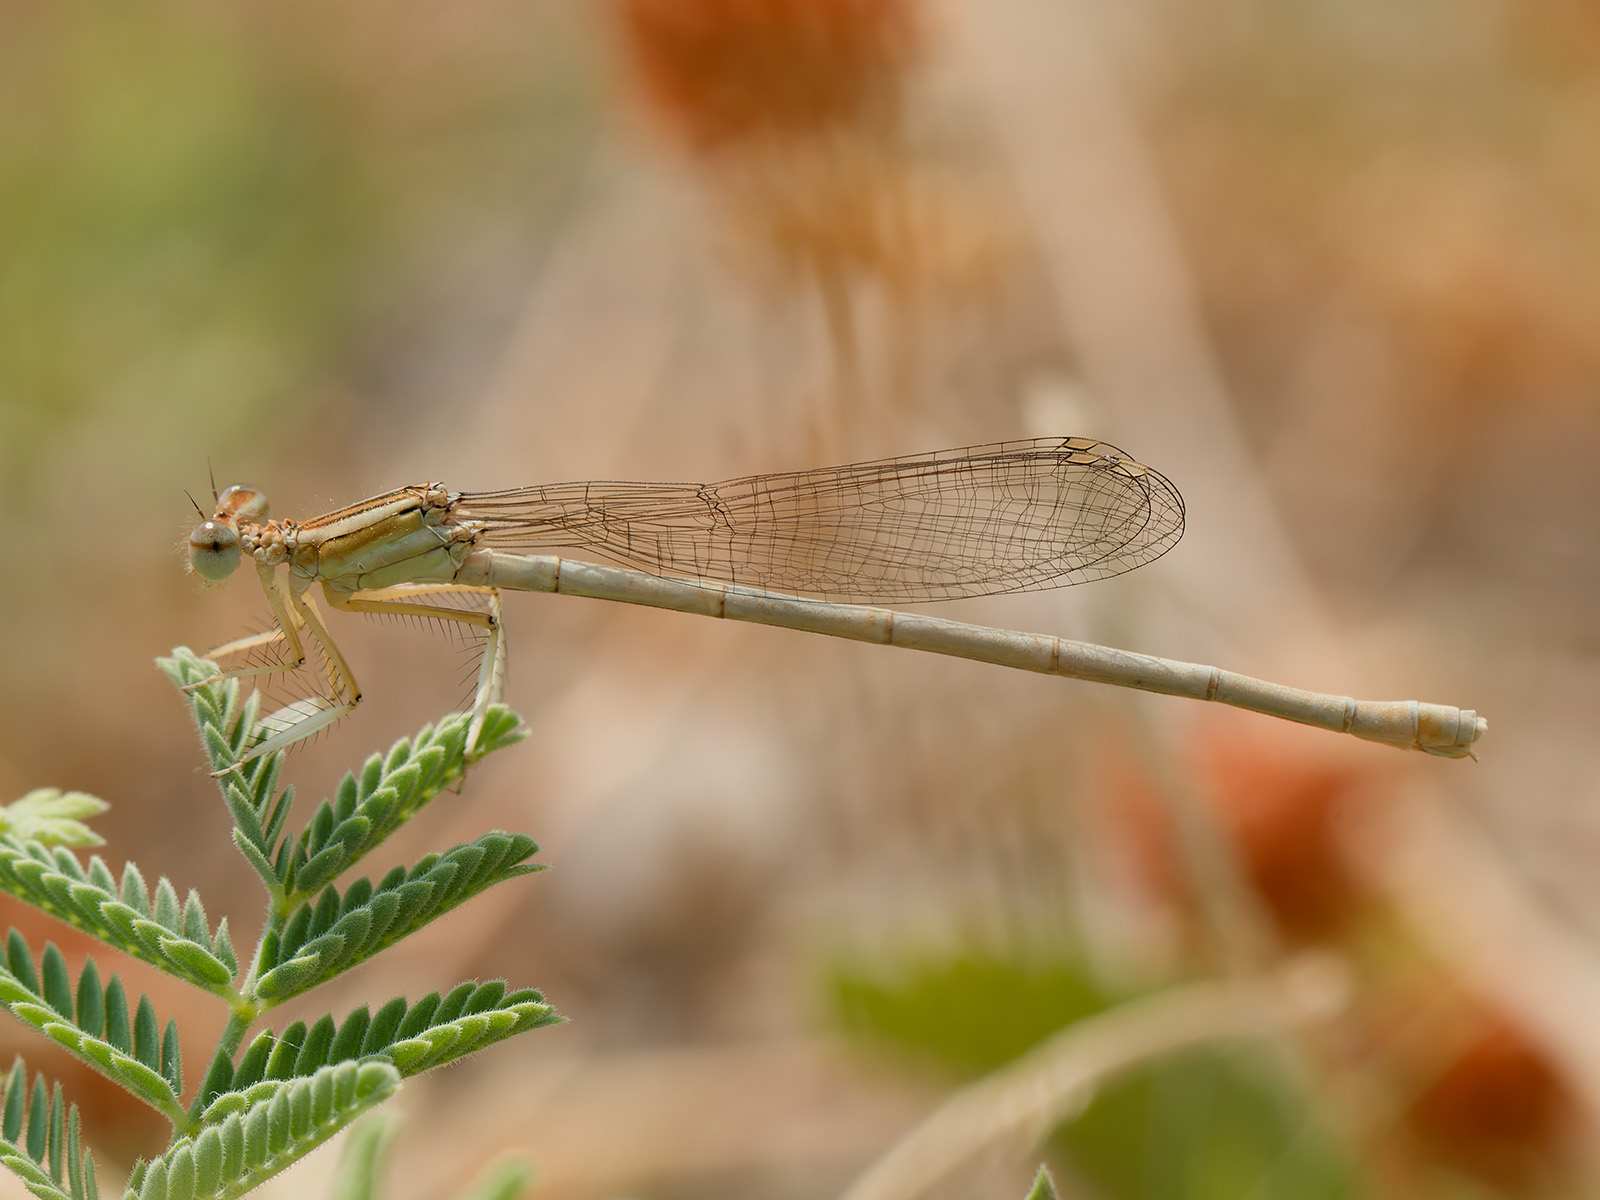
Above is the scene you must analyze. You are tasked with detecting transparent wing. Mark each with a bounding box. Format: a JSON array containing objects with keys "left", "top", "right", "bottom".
[{"left": 452, "top": 438, "right": 1184, "bottom": 604}]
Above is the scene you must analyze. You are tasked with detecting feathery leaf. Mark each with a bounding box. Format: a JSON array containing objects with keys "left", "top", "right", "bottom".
[
  {"left": 0, "top": 840, "right": 235, "bottom": 996},
  {"left": 0, "top": 792, "right": 108, "bottom": 850},
  {"left": 0, "top": 938, "right": 184, "bottom": 1123},
  {"left": 130, "top": 1061, "right": 400, "bottom": 1200},
  {"left": 161, "top": 650, "right": 524, "bottom": 902},
  {"left": 0, "top": 1058, "right": 99, "bottom": 1200},
  {"left": 278, "top": 709, "right": 524, "bottom": 902},
  {"left": 253, "top": 833, "right": 541, "bottom": 1004},
  {"left": 230, "top": 985, "right": 560, "bottom": 1083}
]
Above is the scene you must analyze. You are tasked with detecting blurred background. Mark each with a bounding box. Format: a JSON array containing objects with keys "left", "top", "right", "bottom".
[{"left": 2, "top": 0, "right": 1599, "bottom": 1196}]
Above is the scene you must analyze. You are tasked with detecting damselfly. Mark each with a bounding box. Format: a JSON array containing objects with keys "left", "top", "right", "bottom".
[{"left": 185, "top": 437, "right": 1484, "bottom": 770}]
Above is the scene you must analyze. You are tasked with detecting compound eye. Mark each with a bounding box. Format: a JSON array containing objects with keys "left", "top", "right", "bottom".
[
  {"left": 216, "top": 484, "right": 269, "bottom": 524},
  {"left": 188, "top": 519, "right": 241, "bottom": 582}
]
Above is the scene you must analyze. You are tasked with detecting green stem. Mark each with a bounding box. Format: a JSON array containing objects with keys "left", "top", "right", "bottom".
[
  {"left": 240, "top": 898, "right": 286, "bottom": 1006},
  {"left": 181, "top": 897, "right": 282, "bottom": 1129},
  {"left": 183, "top": 1005, "right": 259, "bottom": 1129}
]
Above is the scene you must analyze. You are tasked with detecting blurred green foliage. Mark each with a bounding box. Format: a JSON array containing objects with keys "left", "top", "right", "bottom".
[
  {"left": 1, "top": 6, "right": 373, "bottom": 477},
  {"left": 829, "top": 943, "right": 1362, "bottom": 1200},
  {"left": 1062, "top": 1051, "right": 1357, "bottom": 1200},
  {"left": 0, "top": 1, "right": 596, "bottom": 491},
  {"left": 831, "top": 944, "right": 1112, "bottom": 1080}
]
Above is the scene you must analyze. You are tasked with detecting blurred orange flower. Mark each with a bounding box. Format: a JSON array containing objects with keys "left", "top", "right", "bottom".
[
  {"left": 608, "top": 0, "right": 1008, "bottom": 452},
  {"left": 1399, "top": 999, "right": 1578, "bottom": 1191},
  {"left": 1107, "top": 723, "right": 1583, "bottom": 1190},
  {"left": 614, "top": 0, "right": 917, "bottom": 152},
  {"left": 727, "top": 143, "right": 1013, "bottom": 300},
  {"left": 1114, "top": 724, "right": 1386, "bottom": 944}
]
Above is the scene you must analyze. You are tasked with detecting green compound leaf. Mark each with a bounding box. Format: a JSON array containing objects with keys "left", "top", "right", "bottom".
[
  {"left": 195, "top": 986, "right": 558, "bottom": 1109},
  {"left": 375, "top": 981, "right": 562, "bottom": 1075},
  {"left": 0, "top": 791, "right": 110, "bottom": 850},
  {"left": 0, "top": 1057, "right": 100, "bottom": 1200},
  {"left": 279, "top": 707, "right": 525, "bottom": 903},
  {"left": 127, "top": 1060, "right": 400, "bottom": 1200},
  {"left": 160, "top": 649, "right": 525, "bottom": 902},
  {"left": 158, "top": 652, "right": 292, "bottom": 893},
  {"left": 253, "top": 833, "right": 542, "bottom": 1004},
  {"left": 0, "top": 935, "right": 184, "bottom": 1125},
  {"left": 0, "top": 838, "right": 237, "bottom": 997}
]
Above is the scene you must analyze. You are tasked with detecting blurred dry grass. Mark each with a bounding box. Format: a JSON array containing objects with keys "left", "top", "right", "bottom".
[{"left": 1, "top": 0, "right": 1597, "bottom": 1197}]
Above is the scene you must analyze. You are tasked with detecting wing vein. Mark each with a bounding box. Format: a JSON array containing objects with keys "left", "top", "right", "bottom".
[{"left": 452, "top": 438, "right": 1185, "bottom": 604}]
